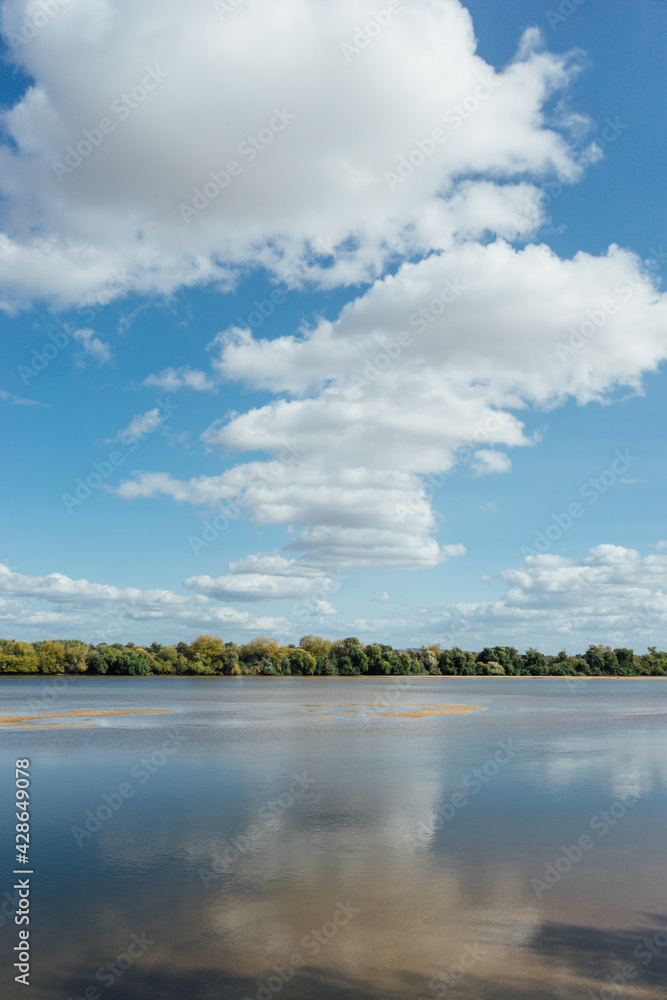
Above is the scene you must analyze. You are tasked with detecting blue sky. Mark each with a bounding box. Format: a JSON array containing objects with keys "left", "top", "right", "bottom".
[{"left": 1, "top": 0, "right": 666, "bottom": 651}]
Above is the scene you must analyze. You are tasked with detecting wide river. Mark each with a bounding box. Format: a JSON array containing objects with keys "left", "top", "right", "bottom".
[{"left": 0, "top": 676, "right": 665, "bottom": 999}]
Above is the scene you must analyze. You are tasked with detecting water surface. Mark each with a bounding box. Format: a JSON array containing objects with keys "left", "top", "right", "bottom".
[{"left": 1, "top": 676, "right": 665, "bottom": 999}]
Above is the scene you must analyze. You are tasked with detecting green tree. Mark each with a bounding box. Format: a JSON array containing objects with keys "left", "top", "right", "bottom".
[
  {"left": 613, "top": 648, "right": 637, "bottom": 675},
  {"left": 478, "top": 645, "right": 520, "bottom": 675},
  {"left": 602, "top": 647, "right": 619, "bottom": 675},
  {"left": 523, "top": 647, "right": 548, "bottom": 675},
  {"left": 153, "top": 646, "right": 178, "bottom": 674},
  {"left": 345, "top": 637, "right": 369, "bottom": 674},
  {"left": 189, "top": 657, "right": 214, "bottom": 675},
  {"left": 287, "top": 648, "right": 317, "bottom": 675},
  {"left": 480, "top": 660, "right": 505, "bottom": 675},
  {"left": 584, "top": 645, "right": 606, "bottom": 675},
  {"left": 86, "top": 645, "right": 151, "bottom": 676},
  {"left": 641, "top": 647, "right": 667, "bottom": 676},
  {"left": 445, "top": 647, "right": 476, "bottom": 675},
  {"left": 420, "top": 646, "right": 441, "bottom": 674}
]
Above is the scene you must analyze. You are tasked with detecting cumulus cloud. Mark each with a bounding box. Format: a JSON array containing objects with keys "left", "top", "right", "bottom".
[
  {"left": 5, "top": 0, "right": 664, "bottom": 625},
  {"left": 184, "top": 551, "right": 340, "bottom": 602},
  {"left": 118, "top": 241, "right": 666, "bottom": 574},
  {"left": 429, "top": 546, "right": 667, "bottom": 648},
  {"left": 212, "top": 242, "right": 665, "bottom": 408},
  {"left": 441, "top": 544, "right": 467, "bottom": 559},
  {"left": 314, "top": 600, "right": 337, "bottom": 615},
  {"left": 184, "top": 573, "right": 333, "bottom": 602},
  {"left": 142, "top": 366, "right": 216, "bottom": 392},
  {"left": 0, "top": 0, "right": 595, "bottom": 309},
  {"left": 471, "top": 450, "right": 512, "bottom": 476},
  {"left": 0, "top": 562, "right": 289, "bottom": 637},
  {"left": 115, "top": 462, "right": 455, "bottom": 569}
]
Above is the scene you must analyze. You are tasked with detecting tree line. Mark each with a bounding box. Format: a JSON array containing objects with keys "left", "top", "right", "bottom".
[{"left": 0, "top": 635, "right": 666, "bottom": 676}]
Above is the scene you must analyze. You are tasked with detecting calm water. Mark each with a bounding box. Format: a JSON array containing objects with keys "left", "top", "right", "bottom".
[{"left": 1, "top": 676, "right": 666, "bottom": 999}]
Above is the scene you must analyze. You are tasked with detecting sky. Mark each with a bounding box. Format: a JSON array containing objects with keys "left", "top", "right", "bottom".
[{"left": 1, "top": 0, "right": 666, "bottom": 653}]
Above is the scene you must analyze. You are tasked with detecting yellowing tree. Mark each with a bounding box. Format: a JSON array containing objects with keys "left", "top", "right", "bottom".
[
  {"left": 63, "top": 640, "right": 90, "bottom": 673},
  {"left": 0, "top": 641, "right": 39, "bottom": 674},
  {"left": 241, "top": 636, "right": 281, "bottom": 660},
  {"left": 36, "top": 640, "right": 68, "bottom": 674},
  {"left": 299, "top": 634, "right": 333, "bottom": 658},
  {"left": 189, "top": 635, "right": 225, "bottom": 665}
]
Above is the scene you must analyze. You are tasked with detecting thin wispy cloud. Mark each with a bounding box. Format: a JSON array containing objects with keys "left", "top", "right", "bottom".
[
  {"left": 0, "top": 388, "right": 49, "bottom": 407},
  {"left": 142, "top": 367, "right": 217, "bottom": 392}
]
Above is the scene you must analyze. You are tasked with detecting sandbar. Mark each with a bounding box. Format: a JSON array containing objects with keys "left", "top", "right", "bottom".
[{"left": 0, "top": 709, "right": 173, "bottom": 729}]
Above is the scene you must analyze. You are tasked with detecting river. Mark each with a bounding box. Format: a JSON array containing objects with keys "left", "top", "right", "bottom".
[{"left": 0, "top": 675, "right": 665, "bottom": 999}]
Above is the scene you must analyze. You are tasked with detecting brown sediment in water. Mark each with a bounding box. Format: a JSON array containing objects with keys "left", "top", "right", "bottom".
[
  {"left": 342, "top": 703, "right": 488, "bottom": 718},
  {"left": 0, "top": 709, "right": 172, "bottom": 729},
  {"left": 374, "top": 705, "right": 488, "bottom": 718}
]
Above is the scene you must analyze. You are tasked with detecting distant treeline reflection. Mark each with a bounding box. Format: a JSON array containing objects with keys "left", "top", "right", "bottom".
[{"left": 0, "top": 636, "right": 665, "bottom": 676}]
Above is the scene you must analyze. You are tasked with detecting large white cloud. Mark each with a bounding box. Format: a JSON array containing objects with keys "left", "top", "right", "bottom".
[
  {"left": 116, "top": 240, "right": 666, "bottom": 574},
  {"left": 0, "top": 0, "right": 594, "bottom": 308},
  {"left": 4, "top": 0, "right": 666, "bottom": 641},
  {"left": 114, "top": 461, "right": 463, "bottom": 570},
  {"left": 212, "top": 241, "right": 665, "bottom": 407}
]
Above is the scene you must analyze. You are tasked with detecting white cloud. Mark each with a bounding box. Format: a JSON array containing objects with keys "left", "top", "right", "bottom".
[
  {"left": 212, "top": 241, "right": 665, "bottom": 408},
  {"left": 0, "top": 0, "right": 595, "bottom": 308},
  {"left": 0, "top": 562, "right": 289, "bottom": 637},
  {"left": 115, "top": 462, "right": 450, "bottom": 570},
  {"left": 73, "top": 327, "right": 112, "bottom": 363},
  {"left": 6, "top": 546, "right": 665, "bottom": 650},
  {"left": 184, "top": 573, "right": 333, "bottom": 602},
  {"left": 142, "top": 366, "right": 216, "bottom": 392},
  {"left": 314, "top": 600, "right": 337, "bottom": 615},
  {"left": 5, "top": 0, "right": 663, "bottom": 611},
  {"left": 227, "top": 551, "right": 323, "bottom": 577},
  {"left": 185, "top": 551, "right": 340, "bottom": 602},
  {"left": 428, "top": 545, "right": 667, "bottom": 648},
  {"left": 116, "top": 241, "right": 666, "bottom": 574},
  {"left": 339, "top": 616, "right": 412, "bottom": 636},
  {"left": 471, "top": 449, "right": 511, "bottom": 476},
  {"left": 441, "top": 544, "right": 466, "bottom": 559},
  {"left": 0, "top": 388, "right": 48, "bottom": 406},
  {"left": 106, "top": 407, "right": 165, "bottom": 444}
]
